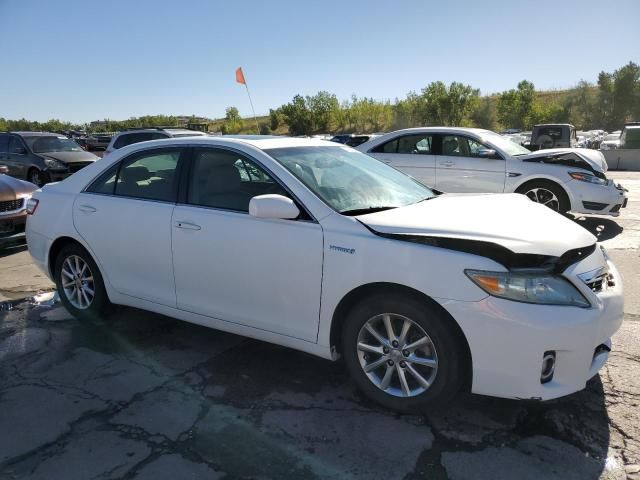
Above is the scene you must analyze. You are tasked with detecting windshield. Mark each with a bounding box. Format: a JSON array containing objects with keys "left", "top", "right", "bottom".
[
  {"left": 481, "top": 131, "right": 531, "bottom": 156},
  {"left": 26, "top": 136, "right": 83, "bottom": 153},
  {"left": 266, "top": 146, "right": 435, "bottom": 214},
  {"left": 604, "top": 134, "right": 620, "bottom": 141}
]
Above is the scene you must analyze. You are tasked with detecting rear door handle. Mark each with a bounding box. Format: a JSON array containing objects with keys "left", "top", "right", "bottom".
[
  {"left": 440, "top": 160, "right": 455, "bottom": 167},
  {"left": 175, "top": 221, "right": 201, "bottom": 231},
  {"left": 78, "top": 204, "right": 97, "bottom": 213}
]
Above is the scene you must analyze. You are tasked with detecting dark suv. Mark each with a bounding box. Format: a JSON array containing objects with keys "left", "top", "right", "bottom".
[
  {"left": 104, "top": 127, "right": 207, "bottom": 157},
  {"left": 0, "top": 132, "right": 100, "bottom": 186}
]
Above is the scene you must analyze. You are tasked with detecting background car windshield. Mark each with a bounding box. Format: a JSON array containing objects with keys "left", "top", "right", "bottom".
[
  {"left": 27, "top": 136, "right": 83, "bottom": 153},
  {"left": 266, "top": 146, "right": 434, "bottom": 213},
  {"left": 480, "top": 132, "right": 531, "bottom": 156}
]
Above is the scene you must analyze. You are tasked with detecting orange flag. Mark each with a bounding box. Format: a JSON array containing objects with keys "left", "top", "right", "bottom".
[{"left": 235, "top": 67, "right": 246, "bottom": 85}]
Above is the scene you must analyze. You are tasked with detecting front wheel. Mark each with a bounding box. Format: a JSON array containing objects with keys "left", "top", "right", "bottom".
[
  {"left": 342, "top": 294, "right": 465, "bottom": 412},
  {"left": 28, "top": 168, "right": 50, "bottom": 187},
  {"left": 517, "top": 180, "right": 570, "bottom": 213},
  {"left": 54, "top": 243, "right": 111, "bottom": 321}
]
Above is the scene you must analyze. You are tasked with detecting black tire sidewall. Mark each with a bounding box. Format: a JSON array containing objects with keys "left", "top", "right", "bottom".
[
  {"left": 342, "top": 294, "right": 464, "bottom": 412},
  {"left": 54, "top": 243, "right": 110, "bottom": 320}
]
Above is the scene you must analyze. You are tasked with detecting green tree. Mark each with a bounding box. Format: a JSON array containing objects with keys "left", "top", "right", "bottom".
[
  {"left": 612, "top": 62, "right": 640, "bottom": 127},
  {"left": 469, "top": 97, "right": 497, "bottom": 130},
  {"left": 269, "top": 108, "right": 285, "bottom": 131},
  {"left": 416, "top": 81, "right": 479, "bottom": 126},
  {"left": 220, "top": 107, "right": 243, "bottom": 134},
  {"left": 280, "top": 95, "right": 313, "bottom": 136},
  {"left": 497, "top": 80, "right": 537, "bottom": 129},
  {"left": 306, "top": 91, "right": 340, "bottom": 132},
  {"left": 259, "top": 123, "right": 271, "bottom": 135}
]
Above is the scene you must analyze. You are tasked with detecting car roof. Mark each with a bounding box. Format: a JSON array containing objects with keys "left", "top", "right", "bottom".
[
  {"left": 119, "top": 135, "right": 341, "bottom": 152},
  {"left": 6, "top": 131, "right": 63, "bottom": 137}
]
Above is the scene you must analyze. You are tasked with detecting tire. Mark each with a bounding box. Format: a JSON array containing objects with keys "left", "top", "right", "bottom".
[
  {"left": 342, "top": 293, "right": 465, "bottom": 412},
  {"left": 27, "top": 168, "right": 49, "bottom": 187},
  {"left": 54, "top": 243, "right": 111, "bottom": 321},
  {"left": 516, "top": 180, "right": 570, "bottom": 213}
]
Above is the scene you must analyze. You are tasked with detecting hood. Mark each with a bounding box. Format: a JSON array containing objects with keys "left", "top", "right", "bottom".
[
  {"left": 357, "top": 193, "right": 595, "bottom": 260},
  {"left": 519, "top": 148, "right": 608, "bottom": 173},
  {"left": 40, "top": 151, "right": 100, "bottom": 164},
  {"left": 0, "top": 174, "right": 38, "bottom": 201}
]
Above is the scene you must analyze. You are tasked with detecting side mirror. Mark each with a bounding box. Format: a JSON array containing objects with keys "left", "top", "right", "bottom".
[
  {"left": 15, "top": 147, "right": 27, "bottom": 155},
  {"left": 477, "top": 148, "right": 499, "bottom": 159},
  {"left": 249, "top": 194, "right": 300, "bottom": 220},
  {"left": 0, "top": 165, "right": 8, "bottom": 174}
]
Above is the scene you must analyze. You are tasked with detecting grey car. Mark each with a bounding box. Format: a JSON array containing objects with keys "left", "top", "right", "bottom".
[{"left": 0, "top": 132, "right": 100, "bottom": 186}]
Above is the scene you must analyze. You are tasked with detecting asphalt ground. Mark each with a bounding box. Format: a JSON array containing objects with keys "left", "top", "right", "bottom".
[{"left": 0, "top": 172, "right": 638, "bottom": 479}]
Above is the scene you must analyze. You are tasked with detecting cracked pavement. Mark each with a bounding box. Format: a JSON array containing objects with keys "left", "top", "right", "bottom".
[{"left": 0, "top": 172, "right": 639, "bottom": 479}]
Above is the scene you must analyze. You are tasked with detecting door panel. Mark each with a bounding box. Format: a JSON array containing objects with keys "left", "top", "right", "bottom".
[
  {"left": 172, "top": 207, "right": 323, "bottom": 341},
  {"left": 171, "top": 146, "right": 323, "bottom": 342},
  {"left": 72, "top": 147, "right": 185, "bottom": 306},
  {"left": 435, "top": 135, "right": 506, "bottom": 193},
  {"left": 73, "top": 193, "right": 177, "bottom": 306},
  {"left": 6, "top": 136, "right": 29, "bottom": 179}
]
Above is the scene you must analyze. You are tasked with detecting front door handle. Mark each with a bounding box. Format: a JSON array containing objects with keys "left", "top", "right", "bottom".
[
  {"left": 78, "top": 204, "right": 97, "bottom": 213},
  {"left": 440, "top": 160, "right": 455, "bottom": 167},
  {"left": 175, "top": 221, "right": 201, "bottom": 231}
]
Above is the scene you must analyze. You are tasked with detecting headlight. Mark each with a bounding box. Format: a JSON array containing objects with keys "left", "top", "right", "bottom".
[
  {"left": 569, "top": 171, "right": 607, "bottom": 185},
  {"left": 43, "top": 158, "right": 67, "bottom": 169},
  {"left": 465, "top": 269, "right": 590, "bottom": 307}
]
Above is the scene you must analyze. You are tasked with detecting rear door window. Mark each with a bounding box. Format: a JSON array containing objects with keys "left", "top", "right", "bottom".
[
  {"left": 0, "top": 135, "right": 8, "bottom": 153},
  {"left": 372, "top": 134, "right": 434, "bottom": 154},
  {"left": 87, "top": 148, "right": 183, "bottom": 201}
]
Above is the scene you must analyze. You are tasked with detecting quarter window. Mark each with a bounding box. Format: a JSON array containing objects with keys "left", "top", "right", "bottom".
[{"left": 187, "top": 148, "right": 288, "bottom": 212}]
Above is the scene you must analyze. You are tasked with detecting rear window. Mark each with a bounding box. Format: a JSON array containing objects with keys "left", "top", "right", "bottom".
[{"left": 536, "top": 127, "right": 563, "bottom": 138}]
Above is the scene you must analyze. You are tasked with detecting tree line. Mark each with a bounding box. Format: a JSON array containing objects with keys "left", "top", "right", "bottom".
[{"left": 2, "top": 62, "right": 638, "bottom": 135}]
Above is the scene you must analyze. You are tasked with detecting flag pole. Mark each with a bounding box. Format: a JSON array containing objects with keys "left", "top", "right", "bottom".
[{"left": 243, "top": 82, "right": 260, "bottom": 133}]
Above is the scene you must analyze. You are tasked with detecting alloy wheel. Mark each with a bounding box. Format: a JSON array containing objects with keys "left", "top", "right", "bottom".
[
  {"left": 524, "top": 187, "right": 560, "bottom": 211},
  {"left": 357, "top": 313, "right": 438, "bottom": 398},
  {"left": 61, "top": 255, "right": 95, "bottom": 310}
]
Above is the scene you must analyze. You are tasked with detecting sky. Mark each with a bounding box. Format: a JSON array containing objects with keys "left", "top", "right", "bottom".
[{"left": 1, "top": 0, "right": 638, "bottom": 124}]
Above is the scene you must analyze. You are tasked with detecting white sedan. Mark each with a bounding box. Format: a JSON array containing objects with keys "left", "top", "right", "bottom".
[
  {"left": 357, "top": 127, "right": 628, "bottom": 216},
  {"left": 26, "top": 136, "right": 623, "bottom": 410}
]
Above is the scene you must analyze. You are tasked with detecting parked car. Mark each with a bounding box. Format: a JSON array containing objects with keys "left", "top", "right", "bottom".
[
  {"left": 26, "top": 136, "right": 623, "bottom": 410},
  {"left": 104, "top": 127, "right": 207, "bottom": 157},
  {"left": 0, "top": 166, "right": 38, "bottom": 245},
  {"left": 356, "top": 127, "right": 627, "bottom": 216},
  {"left": 85, "top": 134, "right": 113, "bottom": 151},
  {"left": 330, "top": 134, "right": 377, "bottom": 147},
  {"left": 600, "top": 133, "right": 621, "bottom": 150},
  {"left": 531, "top": 124, "right": 577, "bottom": 150},
  {"left": 620, "top": 125, "right": 640, "bottom": 149},
  {"left": 0, "top": 132, "right": 100, "bottom": 186}
]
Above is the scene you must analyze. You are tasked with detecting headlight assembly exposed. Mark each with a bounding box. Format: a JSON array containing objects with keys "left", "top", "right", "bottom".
[
  {"left": 568, "top": 171, "right": 608, "bottom": 185},
  {"left": 465, "top": 269, "right": 590, "bottom": 307}
]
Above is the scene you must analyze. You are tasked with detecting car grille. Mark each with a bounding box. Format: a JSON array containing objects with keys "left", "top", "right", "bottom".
[
  {"left": 68, "top": 162, "right": 93, "bottom": 173},
  {"left": 0, "top": 198, "right": 24, "bottom": 213}
]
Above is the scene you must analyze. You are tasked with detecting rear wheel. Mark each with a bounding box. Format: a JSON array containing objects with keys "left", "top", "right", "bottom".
[
  {"left": 54, "top": 243, "right": 111, "bottom": 321},
  {"left": 517, "top": 180, "right": 570, "bottom": 213},
  {"left": 342, "top": 293, "right": 465, "bottom": 412}
]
